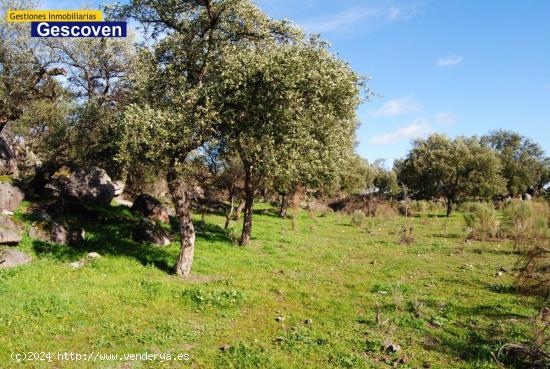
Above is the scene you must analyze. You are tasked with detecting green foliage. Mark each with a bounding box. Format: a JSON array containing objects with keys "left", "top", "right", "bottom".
[
  {"left": 503, "top": 200, "right": 550, "bottom": 242},
  {"left": 0, "top": 201, "right": 544, "bottom": 368},
  {"left": 350, "top": 210, "right": 366, "bottom": 227},
  {"left": 217, "top": 38, "right": 364, "bottom": 195},
  {"left": 482, "top": 130, "right": 549, "bottom": 196},
  {"left": 396, "top": 134, "right": 506, "bottom": 215},
  {"left": 372, "top": 159, "right": 400, "bottom": 197},
  {"left": 338, "top": 154, "right": 374, "bottom": 195},
  {"left": 182, "top": 288, "right": 243, "bottom": 309},
  {"left": 463, "top": 203, "right": 500, "bottom": 241}
]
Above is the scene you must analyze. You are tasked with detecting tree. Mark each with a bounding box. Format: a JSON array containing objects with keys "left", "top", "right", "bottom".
[
  {"left": 217, "top": 156, "right": 245, "bottom": 228},
  {"left": 373, "top": 160, "right": 400, "bottom": 198},
  {"left": 337, "top": 154, "right": 375, "bottom": 195},
  {"left": 0, "top": 0, "right": 66, "bottom": 133},
  {"left": 482, "top": 130, "right": 549, "bottom": 196},
  {"left": 396, "top": 134, "right": 506, "bottom": 216},
  {"left": 116, "top": 0, "right": 298, "bottom": 276},
  {"left": 215, "top": 39, "right": 363, "bottom": 245}
]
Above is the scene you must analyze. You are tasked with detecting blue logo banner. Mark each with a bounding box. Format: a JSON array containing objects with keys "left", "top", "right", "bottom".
[{"left": 31, "top": 21, "right": 127, "bottom": 37}]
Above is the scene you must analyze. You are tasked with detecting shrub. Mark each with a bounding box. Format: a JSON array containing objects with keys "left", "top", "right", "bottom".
[
  {"left": 374, "top": 203, "right": 397, "bottom": 218},
  {"left": 458, "top": 201, "right": 482, "bottom": 213},
  {"left": 350, "top": 210, "right": 366, "bottom": 227},
  {"left": 463, "top": 202, "right": 500, "bottom": 241},
  {"left": 516, "top": 244, "right": 549, "bottom": 298},
  {"left": 504, "top": 200, "right": 549, "bottom": 242}
]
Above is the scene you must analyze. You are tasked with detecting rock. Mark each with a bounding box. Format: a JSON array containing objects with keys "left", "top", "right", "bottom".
[
  {"left": 115, "top": 197, "right": 133, "bottom": 208},
  {"left": 87, "top": 252, "right": 101, "bottom": 259},
  {"left": 48, "top": 166, "right": 115, "bottom": 206},
  {"left": 275, "top": 316, "right": 285, "bottom": 322},
  {"left": 131, "top": 194, "right": 170, "bottom": 223},
  {"left": 0, "top": 248, "right": 31, "bottom": 268},
  {"left": 0, "top": 216, "right": 23, "bottom": 245},
  {"left": 0, "top": 182, "right": 24, "bottom": 211},
  {"left": 304, "top": 319, "right": 313, "bottom": 325},
  {"left": 522, "top": 193, "right": 532, "bottom": 201},
  {"left": 29, "top": 221, "right": 85, "bottom": 246},
  {"left": 0, "top": 135, "right": 18, "bottom": 176},
  {"left": 495, "top": 271, "right": 504, "bottom": 277},
  {"left": 1, "top": 210, "right": 13, "bottom": 216},
  {"left": 219, "top": 344, "right": 231, "bottom": 352},
  {"left": 69, "top": 260, "right": 85, "bottom": 269},
  {"left": 113, "top": 180, "right": 125, "bottom": 197},
  {"left": 383, "top": 340, "right": 401, "bottom": 353},
  {"left": 133, "top": 218, "right": 171, "bottom": 246}
]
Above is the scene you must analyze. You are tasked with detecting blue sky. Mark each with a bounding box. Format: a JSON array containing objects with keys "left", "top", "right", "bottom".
[
  {"left": 41, "top": 0, "right": 550, "bottom": 164},
  {"left": 256, "top": 0, "right": 550, "bottom": 164}
]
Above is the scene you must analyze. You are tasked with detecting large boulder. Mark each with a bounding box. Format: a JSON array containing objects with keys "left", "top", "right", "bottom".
[
  {"left": 0, "top": 135, "right": 18, "bottom": 176},
  {"left": 0, "top": 248, "right": 31, "bottom": 268},
  {"left": 0, "top": 216, "right": 23, "bottom": 245},
  {"left": 47, "top": 166, "right": 115, "bottom": 206},
  {"left": 0, "top": 182, "right": 24, "bottom": 211},
  {"left": 133, "top": 218, "right": 171, "bottom": 246},
  {"left": 29, "top": 221, "right": 85, "bottom": 246},
  {"left": 131, "top": 194, "right": 169, "bottom": 223}
]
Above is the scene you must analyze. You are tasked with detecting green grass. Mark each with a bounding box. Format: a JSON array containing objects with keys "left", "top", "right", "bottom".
[{"left": 0, "top": 202, "right": 544, "bottom": 368}]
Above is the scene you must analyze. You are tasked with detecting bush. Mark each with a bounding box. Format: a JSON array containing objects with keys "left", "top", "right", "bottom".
[
  {"left": 350, "top": 210, "right": 366, "bottom": 227},
  {"left": 458, "top": 201, "right": 483, "bottom": 213},
  {"left": 374, "top": 203, "right": 397, "bottom": 218},
  {"left": 412, "top": 200, "right": 445, "bottom": 213},
  {"left": 516, "top": 244, "right": 549, "bottom": 298},
  {"left": 463, "top": 202, "right": 500, "bottom": 241},
  {"left": 504, "top": 200, "right": 549, "bottom": 242}
]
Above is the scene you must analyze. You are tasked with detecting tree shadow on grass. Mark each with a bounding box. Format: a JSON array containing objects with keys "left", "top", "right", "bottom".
[
  {"left": 423, "top": 302, "right": 533, "bottom": 368},
  {"left": 23, "top": 204, "right": 174, "bottom": 274},
  {"left": 25, "top": 201, "right": 237, "bottom": 274},
  {"left": 252, "top": 207, "right": 280, "bottom": 218}
]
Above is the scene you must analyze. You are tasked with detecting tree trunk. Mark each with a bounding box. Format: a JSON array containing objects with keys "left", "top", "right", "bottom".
[
  {"left": 240, "top": 165, "right": 255, "bottom": 246},
  {"left": 224, "top": 194, "right": 234, "bottom": 229},
  {"left": 278, "top": 193, "right": 288, "bottom": 217},
  {"left": 235, "top": 200, "right": 245, "bottom": 221},
  {"left": 446, "top": 198, "right": 454, "bottom": 217},
  {"left": 166, "top": 168, "right": 195, "bottom": 277}
]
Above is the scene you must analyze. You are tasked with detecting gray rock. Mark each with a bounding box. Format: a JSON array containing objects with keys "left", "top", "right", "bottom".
[
  {"left": 69, "top": 260, "right": 85, "bottom": 269},
  {"left": 133, "top": 218, "right": 171, "bottom": 246},
  {"left": 113, "top": 180, "right": 125, "bottom": 197},
  {"left": 383, "top": 340, "right": 402, "bottom": 353},
  {"left": 87, "top": 252, "right": 101, "bottom": 259},
  {"left": 131, "top": 194, "right": 169, "bottom": 223},
  {"left": 48, "top": 166, "right": 115, "bottom": 206},
  {"left": 0, "top": 216, "right": 23, "bottom": 245},
  {"left": 0, "top": 182, "right": 24, "bottom": 211},
  {"left": 522, "top": 193, "right": 532, "bottom": 201},
  {"left": 0, "top": 248, "right": 31, "bottom": 268},
  {"left": 29, "top": 221, "right": 85, "bottom": 246},
  {"left": 0, "top": 135, "right": 18, "bottom": 176}
]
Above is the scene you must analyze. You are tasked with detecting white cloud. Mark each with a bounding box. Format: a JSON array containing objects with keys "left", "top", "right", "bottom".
[
  {"left": 299, "top": 3, "right": 418, "bottom": 34},
  {"left": 434, "top": 111, "right": 457, "bottom": 127},
  {"left": 437, "top": 55, "right": 463, "bottom": 68},
  {"left": 368, "top": 97, "right": 421, "bottom": 117},
  {"left": 386, "top": 6, "right": 417, "bottom": 21},
  {"left": 300, "top": 6, "right": 383, "bottom": 33},
  {"left": 369, "top": 120, "right": 432, "bottom": 145}
]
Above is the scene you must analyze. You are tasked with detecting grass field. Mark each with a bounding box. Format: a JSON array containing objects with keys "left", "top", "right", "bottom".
[{"left": 0, "top": 202, "right": 543, "bottom": 368}]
